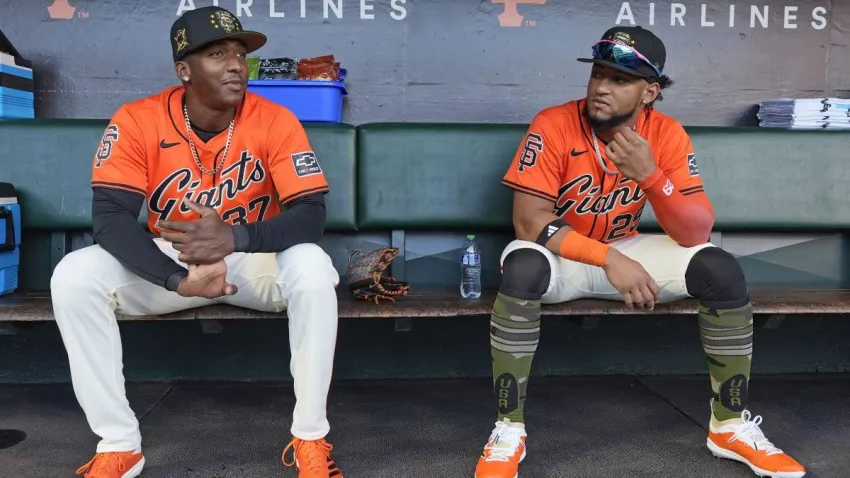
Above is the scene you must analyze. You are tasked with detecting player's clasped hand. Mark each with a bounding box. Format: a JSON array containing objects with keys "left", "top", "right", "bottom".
[
  {"left": 157, "top": 198, "right": 236, "bottom": 265},
  {"left": 176, "top": 262, "right": 238, "bottom": 298},
  {"left": 602, "top": 248, "right": 661, "bottom": 310},
  {"left": 605, "top": 125, "right": 657, "bottom": 183}
]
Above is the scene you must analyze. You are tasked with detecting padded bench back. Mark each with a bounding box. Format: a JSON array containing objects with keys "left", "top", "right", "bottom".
[
  {"left": 357, "top": 123, "right": 850, "bottom": 231},
  {"left": 651, "top": 126, "right": 850, "bottom": 230},
  {"left": 0, "top": 119, "right": 357, "bottom": 231},
  {"left": 357, "top": 123, "right": 520, "bottom": 229}
]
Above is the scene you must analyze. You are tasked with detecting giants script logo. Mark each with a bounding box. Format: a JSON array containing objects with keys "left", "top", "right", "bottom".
[
  {"left": 47, "top": 0, "right": 89, "bottom": 19},
  {"left": 150, "top": 150, "right": 270, "bottom": 225},
  {"left": 554, "top": 174, "right": 644, "bottom": 217},
  {"left": 556, "top": 175, "right": 647, "bottom": 241},
  {"left": 493, "top": 0, "right": 547, "bottom": 27}
]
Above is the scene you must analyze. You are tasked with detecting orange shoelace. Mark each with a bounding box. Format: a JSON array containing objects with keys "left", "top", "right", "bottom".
[{"left": 282, "top": 438, "right": 333, "bottom": 474}]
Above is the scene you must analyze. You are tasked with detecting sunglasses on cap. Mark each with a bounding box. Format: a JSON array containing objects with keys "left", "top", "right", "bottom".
[{"left": 591, "top": 39, "right": 662, "bottom": 78}]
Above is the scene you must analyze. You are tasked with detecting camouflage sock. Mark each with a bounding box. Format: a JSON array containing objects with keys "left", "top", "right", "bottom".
[
  {"left": 489, "top": 292, "right": 541, "bottom": 423},
  {"left": 699, "top": 302, "right": 754, "bottom": 421}
]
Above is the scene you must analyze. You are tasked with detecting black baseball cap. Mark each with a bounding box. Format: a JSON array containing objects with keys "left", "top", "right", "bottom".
[
  {"left": 577, "top": 25, "right": 666, "bottom": 79},
  {"left": 170, "top": 6, "right": 267, "bottom": 62}
]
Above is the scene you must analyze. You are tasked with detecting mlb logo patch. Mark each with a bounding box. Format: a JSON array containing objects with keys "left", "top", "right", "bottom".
[
  {"left": 291, "top": 151, "right": 322, "bottom": 177},
  {"left": 687, "top": 153, "right": 699, "bottom": 176}
]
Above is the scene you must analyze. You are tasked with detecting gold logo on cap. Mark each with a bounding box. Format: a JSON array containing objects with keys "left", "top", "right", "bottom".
[
  {"left": 174, "top": 28, "right": 189, "bottom": 52},
  {"left": 610, "top": 31, "right": 635, "bottom": 46},
  {"left": 210, "top": 11, "right": 240, "bottom": 33}
]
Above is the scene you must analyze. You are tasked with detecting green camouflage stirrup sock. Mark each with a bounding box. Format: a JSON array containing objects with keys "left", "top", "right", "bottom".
[
  {"left": 489, "top": 292, "right": 541, "bottom": 423},
  {"left": 699, "top": 302, "right": 754, "bottom": 421}
]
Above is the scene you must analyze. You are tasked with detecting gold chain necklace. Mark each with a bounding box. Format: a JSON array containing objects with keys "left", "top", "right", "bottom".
[
  {"left": 183, "top": 103, "right": 235, "bottom": 176},
  {"left": 590, "top": 124, "right": 637, "bottom": 176}
]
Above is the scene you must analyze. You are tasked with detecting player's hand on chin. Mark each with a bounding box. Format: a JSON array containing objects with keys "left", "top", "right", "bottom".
[
  {"left": 176, "top": 261, "right": 238, "bottom": 299},
  {"left": 605, "top": 125, "right": 657, "bottom": 183},
  {"left": 157, "top": 198, "right": 236, "bottom": 265},
  {"left": 602, "top": 248, "right": 661, "bottom": 310}
]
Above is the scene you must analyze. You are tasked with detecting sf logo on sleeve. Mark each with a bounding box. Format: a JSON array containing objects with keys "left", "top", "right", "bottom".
[
  {"left": 291, "top": 151, "right": 323, "bottom": 177},
  {"left": 518, "top": 132, "right": 543, "bottom": 172},
  {"left": 95, "top": 124, "right": 120, "bottom": 168}
]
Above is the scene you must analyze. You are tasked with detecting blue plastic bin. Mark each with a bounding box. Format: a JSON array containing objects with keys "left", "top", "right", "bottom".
[
  {"left": 247, "top": 80, "right": 347, "bottom": 123},
  {"left": 0, "top": 183, "right": 21, "bottom": 297},
  {"left": 0, "top": 33, "right": 34, "bottom": 119}
]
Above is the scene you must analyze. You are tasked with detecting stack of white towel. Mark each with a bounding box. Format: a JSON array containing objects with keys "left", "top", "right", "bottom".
[{"left": 757, "top": 98, "right": 850, "bottom": 130}]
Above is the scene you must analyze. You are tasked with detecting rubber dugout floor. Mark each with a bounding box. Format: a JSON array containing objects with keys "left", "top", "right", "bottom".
[{"left": 0, "top": 374, "right": 847, "bottom": 477}]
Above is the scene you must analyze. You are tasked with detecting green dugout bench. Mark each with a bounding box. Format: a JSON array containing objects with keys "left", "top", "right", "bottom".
[{"left": 1, "top": 119, "right": 850, "bottom": 322}]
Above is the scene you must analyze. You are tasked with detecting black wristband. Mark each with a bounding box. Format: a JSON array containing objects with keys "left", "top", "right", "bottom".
[{"left": 535, "top": 218, "right": 568, "bottom": 247}]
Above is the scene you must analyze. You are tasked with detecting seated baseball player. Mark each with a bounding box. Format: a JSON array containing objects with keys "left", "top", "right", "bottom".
[
  {"left": 50, "top": 7, "right": 343, "bottom": 478},
  {"left": 474, "top": 26, "right": 806, "bottom": 478}
]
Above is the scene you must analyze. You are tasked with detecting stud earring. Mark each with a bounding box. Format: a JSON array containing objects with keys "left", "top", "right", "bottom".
[{"left": 182, "top": 76, "right": 190, "bottom": 82}]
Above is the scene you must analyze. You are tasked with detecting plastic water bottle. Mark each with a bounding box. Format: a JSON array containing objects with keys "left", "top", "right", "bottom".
[{"left": 461, "top": 234, "right": 482, "bottom": 299}]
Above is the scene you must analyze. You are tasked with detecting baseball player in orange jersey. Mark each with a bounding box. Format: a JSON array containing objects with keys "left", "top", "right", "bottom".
[
  {"left": 475, "top": 26, "right": 806, "bottom": 478},
  {"left": 50, "top": 7, "right": 343, "bottom": 478}
]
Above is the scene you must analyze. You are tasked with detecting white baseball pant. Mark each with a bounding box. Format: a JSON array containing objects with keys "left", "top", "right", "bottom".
[
  {"left": 50, "top": 238, "right": 340, "bottom": 453},
  {"left": 501, "top": 233, "right": 716, "bottom": 303}
]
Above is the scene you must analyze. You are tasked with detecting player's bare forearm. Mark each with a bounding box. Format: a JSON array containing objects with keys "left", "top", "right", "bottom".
[
  {"left": 512, "top": 191, "right": 575, "bottom": 257},
  {"left": 510, "top": 186, "right": 661, "bottom": 307},
  {"left": 512, "top": 191, "right": 614, "bottom": 268}
]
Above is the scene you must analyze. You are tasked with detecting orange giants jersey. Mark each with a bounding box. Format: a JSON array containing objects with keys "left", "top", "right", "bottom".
[
  {"left": 91, "top": 85, "right": 329, "bottom": 234},
  {"left": 502, "top": 98, "right": 709, "bottom": 244}
]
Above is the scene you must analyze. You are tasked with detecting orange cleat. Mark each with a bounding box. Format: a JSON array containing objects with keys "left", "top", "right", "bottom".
[
  {"left": 75, "top": 450, "right": 145, "bottom": 478},
  {"left": 707, "top": 405, "right": 806, "bottom": 478},
  {"left": 475, "top": 419, "right": 527, "bottom": 478},
  {"left": 282, "top": 437, "right": 342, "bottom": 477}
]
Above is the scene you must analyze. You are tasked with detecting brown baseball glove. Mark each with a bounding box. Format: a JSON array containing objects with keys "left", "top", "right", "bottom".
[{"left": 346, "top": 247, "right": 411, "bottom": 303}]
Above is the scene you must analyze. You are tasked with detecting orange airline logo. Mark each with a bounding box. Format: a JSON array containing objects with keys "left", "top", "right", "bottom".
[
  {"left": 48, "top": 0, "right": 88, "bottom": 20},
  {"left": 492, "top": 0, "right": 547, "bottom": 27},
  {"left": 47, "top": 0, "right": 75, "bottom": 19}
]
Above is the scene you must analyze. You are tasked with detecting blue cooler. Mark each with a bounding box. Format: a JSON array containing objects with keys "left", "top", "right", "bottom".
[
  {"left": 0, "top": 183, "right": 21, "bottom": 296},
  {"left": 247, "top": 80, "right": 347, "bottom": 123},
  {"left": 0, "top": 29, "right": 34, "bottom": 119}
]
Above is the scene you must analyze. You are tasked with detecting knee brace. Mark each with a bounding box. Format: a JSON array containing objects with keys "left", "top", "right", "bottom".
[
  {"left": 499, "top": 248, "right": 551, "bottom": 300},
  {"left": 685, "top": 247, "right": 749, "bottom": 307}
]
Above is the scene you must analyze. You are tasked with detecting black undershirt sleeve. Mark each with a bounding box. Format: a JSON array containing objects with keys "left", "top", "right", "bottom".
[
  {"left": 231, "top": 192, "right": 327, "bottom": 253},
  {"left": 91, "top": 187, "right": 188, "bottom": 292},
  {"left": 93, "top": 183, "right": 326, "bottom": 291}
]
